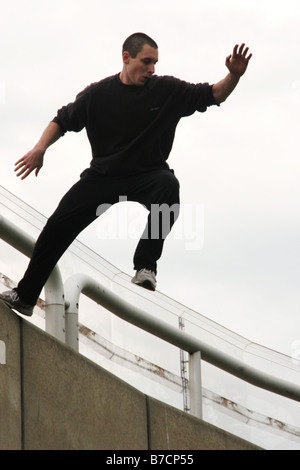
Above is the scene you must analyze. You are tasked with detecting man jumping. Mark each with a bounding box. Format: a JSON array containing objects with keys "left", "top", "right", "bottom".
[{"left": 0, "top": 33, "right": 252, "bottom": 316}]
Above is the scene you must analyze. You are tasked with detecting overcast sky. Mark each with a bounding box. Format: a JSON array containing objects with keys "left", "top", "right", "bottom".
[{"left": 1, "top": 0, "right": 300, "bottom": 357}]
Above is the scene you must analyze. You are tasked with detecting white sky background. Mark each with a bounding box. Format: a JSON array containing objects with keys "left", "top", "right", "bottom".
[{"left": 1, "top": 0, "right": 300, "bottom": 357}]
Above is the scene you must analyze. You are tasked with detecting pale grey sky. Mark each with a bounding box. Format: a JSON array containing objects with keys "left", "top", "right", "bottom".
[{"left": 1, "top": 0, "right": 300, "bottom": 356}]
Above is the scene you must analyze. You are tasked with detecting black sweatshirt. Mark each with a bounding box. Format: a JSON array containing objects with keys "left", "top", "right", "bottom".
[{"left": 52, "top": 73, "right": 218, "bottom": 176}]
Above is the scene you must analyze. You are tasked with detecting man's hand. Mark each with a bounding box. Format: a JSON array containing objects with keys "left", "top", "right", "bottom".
[
  {"left": 15, "top": 148, "right": 45, "bottom": 180},
  {"left": 212, "top": 43, "right": 252, "bottom": 104},
  {"left": 14, "top": 121, "right": 62, "bottom": 180},
  {"left": 226, "top": 43, "right": 252, "bottom": 77}
]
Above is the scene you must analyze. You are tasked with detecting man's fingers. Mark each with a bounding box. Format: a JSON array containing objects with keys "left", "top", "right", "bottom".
[
  {"left": 14, "top": 151, "right": 43, "bottom": 179},
  {"left": 15, "top": 157, "right": 24, "bottom": 166},
  {"left": 238, "top": 43, "right": 245, "bottom": 54},
  {"left": 14, "top": 162, "right": 26, "bottom": 175},
  {"left": 226, "top": 54, "right": 232, "bottom": 64},
  {"left": 15, "top": 167, "right": 31, "bottom": 178},
  {"left": 14, "top": 163, "right": 25, "bottom": 173},
  {"left": 243, "top": 46, "right": 249, "bottom": 57},
  {"left": 14, "top": 159, "right": 34, "bottom": 179},
  {"left": 35, "top": 166, "right": 42, "bottom": 177},
  {"left": 231, "top": 43, "right": 252, "bottom": 64},
  {"left": 20, "top": 171, "right": 31, "bottom": 180},
  {"left": 14, "top": 156, "right": 29, "bottom": 172},
  {"left": 233, "top": 43, "right": 251, "bottom": 56}
]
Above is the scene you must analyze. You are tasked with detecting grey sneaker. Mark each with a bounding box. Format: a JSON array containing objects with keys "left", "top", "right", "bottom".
[
  {"left": 0, "top": 289, "right": 34, "bottom": 317},
  {"left": 131, "top": 269, "right": 157, "bottom": 291}
]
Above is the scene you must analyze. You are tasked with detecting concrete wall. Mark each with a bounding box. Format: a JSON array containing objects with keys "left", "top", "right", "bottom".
[{"left": 0, "top": 302, "right": 261, "bottom": 450}]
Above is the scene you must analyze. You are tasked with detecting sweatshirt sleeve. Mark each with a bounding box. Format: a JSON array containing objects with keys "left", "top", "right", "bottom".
[
  {"left": 179, "top": 80, "right": 219, "bottom": 115},
  {"left": 161, "top": 76, "right": 218, "bottom": 117},
  {"left": 52, "top": 86, "right": 91, "bottom": 135},
  {"left": 194, "top": 82, "right": 219, "bottom": 112}
]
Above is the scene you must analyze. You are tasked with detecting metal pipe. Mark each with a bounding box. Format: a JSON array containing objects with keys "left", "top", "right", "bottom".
[
  {"left": 0, "top": 339, "right": 6, "bottom": 365},
  {"left": 64, "top": 273, "right": 300, "bottom": 404},
  {"left": 189, "top": 351, "right": 203, "bottom": 419},
  {"left": 2, "top": 213, "right": 300, "bottom": 410},
  {"left": 0, "top": 215, "right": 65, "bottom": 343}
]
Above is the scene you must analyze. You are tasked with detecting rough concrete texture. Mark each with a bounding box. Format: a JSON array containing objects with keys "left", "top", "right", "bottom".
[
  {"left": 0, "top": 302, "right": 262, "bottom": 450},
  {"left": 147, "top": 397, "right": 260, "bottom": 450},
  {"left": 21, "top": 320, "right": 148, "bottom": 450},
  {"left": 0, "top": 303, "right": 22, "bottom": 450}
]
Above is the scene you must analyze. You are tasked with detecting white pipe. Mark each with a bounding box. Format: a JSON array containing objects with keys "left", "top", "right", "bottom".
[
  {"left": 64, "top": 273, "right": 300, "bottom": 404},
  {"left": 0, "top": 215, "right": 65, "bottom": 343},
  {"left": 189, "top": 351, "right": 203, "bottom": 419}
]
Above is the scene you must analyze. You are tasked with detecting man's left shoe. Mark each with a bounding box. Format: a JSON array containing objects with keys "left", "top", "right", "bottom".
[
  {"left": 0, "top": 289, "right": 34, "bottom": 316},
  {"left": 131, "top": 269, "right": 157, "bottom": 291}
]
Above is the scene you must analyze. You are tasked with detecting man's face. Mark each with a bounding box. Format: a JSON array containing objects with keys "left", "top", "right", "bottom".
[{"left": 121, "top": 44, "right": 159, "bottom": 86}]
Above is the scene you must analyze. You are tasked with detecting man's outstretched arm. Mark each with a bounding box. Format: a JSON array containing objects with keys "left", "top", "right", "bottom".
[
  {"left": 212, "top": 43, "right": 252, "bottom": 104},
  {"left": 15, "top": 121, "right": 63, "bottom": 180}
]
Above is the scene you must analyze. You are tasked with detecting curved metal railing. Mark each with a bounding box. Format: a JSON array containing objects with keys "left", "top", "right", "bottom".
[
  {"left": 1, "top": 212, "right": 300, "bottom": 423},
  {"left": 0, "top": 214, "right": 65, "bottom": 342}
]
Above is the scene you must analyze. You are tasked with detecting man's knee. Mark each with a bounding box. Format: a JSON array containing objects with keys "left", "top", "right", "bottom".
[{"left": 155, "top": 170, "right": 180, "bottom": 204}]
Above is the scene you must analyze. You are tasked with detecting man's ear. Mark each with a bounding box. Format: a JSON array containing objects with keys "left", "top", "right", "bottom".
[{"left": 122, "top": 51, "right": 131, "bottom": 64}]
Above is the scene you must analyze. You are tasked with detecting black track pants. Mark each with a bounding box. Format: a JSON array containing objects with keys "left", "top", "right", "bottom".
[{"left": 17, "top": 168, "right": 180, "bottom": 305}]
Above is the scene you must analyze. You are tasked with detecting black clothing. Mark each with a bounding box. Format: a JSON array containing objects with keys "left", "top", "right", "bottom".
[
  {"left": 52, "top": 74, "right": 217, "bottom": 176},
  {"left": 17, "top": 168, "right": 180, "bottom": 305},
  {"left": 17, "top": 74, "right": 218, "bottom": 305}
]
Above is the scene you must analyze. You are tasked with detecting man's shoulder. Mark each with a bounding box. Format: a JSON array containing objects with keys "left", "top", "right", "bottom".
[
  {"left": 150, "top": 74, "right": 179, "bottom": 84},
  {"left": 93, "top": 74, "right": 119, "bottom": 88},
  {"left": 149, "top": 74, "right": 186, "bottom": 90},
  {"left": 76, "top": 74, "right": 118, "bottom": 97}
]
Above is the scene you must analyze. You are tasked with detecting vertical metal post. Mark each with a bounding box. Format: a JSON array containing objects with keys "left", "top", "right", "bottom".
[
  {"left": 0, "top": 215, "right": 66, "bottom": 344},
  {"left": 44, "top": 268, "right": 65, "bottom": 344},
  {"left": 179, "top": 316, "right": 190, "bottom": 413},
  {"left": 189, "top": 350, "right": 203, "bottom": 419},
  {"left": 64, "top": 276, "right": 80, "bottom": 351},
  {"left": 0, "top": 339, "right": 6, "bottom": 364},
  {"left": 65, "top": 307, "right": 79, "bottom": 351}
]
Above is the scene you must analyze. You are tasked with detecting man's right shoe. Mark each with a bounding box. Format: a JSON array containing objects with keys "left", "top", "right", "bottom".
[
  {"left": 131, "top": 269, "right": 157, "bottom": 291},
  {"left": 0, "top": 289, "right": 34, "bottom": 317}
]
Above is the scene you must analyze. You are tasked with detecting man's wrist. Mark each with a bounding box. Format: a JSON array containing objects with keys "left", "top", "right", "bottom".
[{"left": 228, "top": 71, "right": 241, "bottom": 81}]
